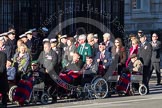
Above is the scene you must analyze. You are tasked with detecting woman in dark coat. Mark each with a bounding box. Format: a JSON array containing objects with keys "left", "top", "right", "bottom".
[{"left": 111, "top": 38, "right": 126, "bottom": 75}]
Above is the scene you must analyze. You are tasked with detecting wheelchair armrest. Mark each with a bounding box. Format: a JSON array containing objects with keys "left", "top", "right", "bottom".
[
  {"left": 8, "top": 80, "right": 16, "bottom": 84},
  {"left": 131, "top": 71, "right": 142, "bottom": 75}
]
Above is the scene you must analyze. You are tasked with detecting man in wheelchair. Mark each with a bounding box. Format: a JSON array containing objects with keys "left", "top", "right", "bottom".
[
  {"left": 13, "top": 61, "right": 44, "bottom": 106},
  {"left": 30, "top": 60, "right": 44, "bottom": 84},
  {"left": 59, "top": 52, "right": 84, "bottom": 85},
  {"left": 18, "top": 60, "right": 44, "bottom": 84},
  {"left": 117, "top": 54, "right": 143, "bottom": 94},
  {"left": 128, "top": 54, "right": 143, "bottom": 74},
  {"left": 80, "top": 56, "right": 98, "bottom": 86}
]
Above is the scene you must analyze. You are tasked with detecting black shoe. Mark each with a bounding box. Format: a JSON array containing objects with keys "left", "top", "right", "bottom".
[
  {"left": 156, "top": 83, "right": 162, "bottom": 86},
  {"left": 0, "top": 104, "right": 7, "bottom": 108},
  {"left": 51, "top": 96, "right": 57, "bottom": 103}
]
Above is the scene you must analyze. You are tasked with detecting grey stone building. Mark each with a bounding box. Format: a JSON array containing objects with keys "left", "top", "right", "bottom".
[{"left": 125, "top": 0, "right": 162, "bottom": 41}]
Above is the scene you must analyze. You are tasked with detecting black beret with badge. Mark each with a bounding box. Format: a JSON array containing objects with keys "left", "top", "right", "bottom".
[
  {"left": 138, "top": 34, "right": 145, "bottom": 38},
  {"left": 86, "top": 55, "right": 93, "bottom": 59},
  {"left": 99, "top": 42, "right": 106, "bottom": 46},
  {"left": 138, "top": 30, "right": 143, "bottom": 33}
]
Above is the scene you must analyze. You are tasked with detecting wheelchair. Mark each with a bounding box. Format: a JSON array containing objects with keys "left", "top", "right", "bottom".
[
  {"left": 57, "top": 70, "right": 82, "bottom": 99},
  {"left": 9, "top": 82, "right": 49, "bottom": 105},
  {"left": 58, "top": 69, "right": 108, "bottom": 100},
  {"left": 107, "top": 70, "right": 147, "bottom": 96},
  {"left": 83, "top": 75, "right": 108, "bottom": 99},
  {"left": 8, "top": 71, "right": 49, "bottom": 106},
  {"left": 129, "top": 71, "right": 147, "bottom": 95}
]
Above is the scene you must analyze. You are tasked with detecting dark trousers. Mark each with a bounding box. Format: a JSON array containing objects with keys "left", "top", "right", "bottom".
[
  {"left": 0, "top": 73, "right": 9, "bottom": 107},
  {"left": 44, "top": 73, "right": 57, "bottom": 101},
  {"left": 15, "top": 72, "right": 24, "bottom": 84},
  {"left": 150, "top": 62, "right": 161, "bottom": 84},
  {"left": 81, "top": 74, "right": 94, "bottom": 86},
  {"left": 0, "top": 90, "right": 8, "bottom": 107},
  {"left": 118, "top": 64, "right": 125, "bottom": 75},
  {"left": 143, "top": 66, "right": 150, "bottom": 93}
]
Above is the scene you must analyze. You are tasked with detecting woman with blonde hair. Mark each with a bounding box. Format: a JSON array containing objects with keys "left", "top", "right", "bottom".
[
  {"left": 126, "top": 38, "right": 139, "bottom": 67},
  {"left": 15, "top": 39, "right": 24, "bottom": 52},
  {"left": 13, "top": 44, "right": 30, "bottom": 83}
]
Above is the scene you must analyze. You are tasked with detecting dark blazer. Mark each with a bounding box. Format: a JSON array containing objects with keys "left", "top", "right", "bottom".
[
  {"left": 95, "top": 50, "right": 112, "bottom": 68},
  {"left": 138, "top": 41, "right": 152, "bottom": 66},
  {"left": 0, "top": 51, "right": 8, "bottom": 92},
  {"left": 38, "top": 49, "right": 58, "bottom": 73},
  {"left": 52, "top": 47, "right": 62, "bottom": 64},
  {"left": 111, "top": 46, "right": 127, "bottom": 65},
  {"left": 1, "top": 45, "right": 11, "bottom": 60},
  {"left": 63, "top": 59, "right": 84, "bottom": 72},
  {"left": 93, "top": 43, "right": 99, "bottom": 58},
  {"left": 64, "top": 44, "right": 76, "bottom": 62},
  {"left": 59, "top": 42, "right": 67, "bottom": 59},
  {"left": 5, "top": 38, "right": 16, "bottom": 58},
  {"left": 81, "top": 62, "right": 98, "bottom": 76},
  {"left": 150, "top": 40, "right": 161, "bottom": 63},
  {"left": 105, "top": 41, "right": 114, "bottom": 52}
]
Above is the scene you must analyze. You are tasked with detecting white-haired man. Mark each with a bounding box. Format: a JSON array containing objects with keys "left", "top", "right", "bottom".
[
  {"left": 77, "top": 34, "right": 92, "bottom": 63},
  {"left": 103, "top": 33, "right": 114, "bottom": 52}
]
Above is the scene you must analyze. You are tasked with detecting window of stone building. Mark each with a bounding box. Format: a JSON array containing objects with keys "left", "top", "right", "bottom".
[{"left": 132, "top": 0, "right": 141, "bottom": 9}]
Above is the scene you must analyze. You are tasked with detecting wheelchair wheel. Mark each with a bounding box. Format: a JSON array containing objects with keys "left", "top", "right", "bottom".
[
  {"left": 83, "top": 83, "right": 93, "bottom": 99},
  {"left": 47, "top": 86, "right": 56, "bottom": 97},
  {"left": 93, "top": 78, "right": 108, "bottom": 99},
  {"left": 139, "top": 84, "right": 147, "bottom": 95},
  {"left": 9, "top": 85, "right": 17, "bottom": 102},
  {"left": 41, "top": 93, "right": 49, "bottom": 104},
  {"left": 30, "top": 96, "right": 38, "bottom": 104}
]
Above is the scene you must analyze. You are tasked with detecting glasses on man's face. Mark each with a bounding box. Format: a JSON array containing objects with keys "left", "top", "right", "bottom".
[
  {"left": 152, "top": 36, "right": 157, "bottom": 37},
  {"left": 115, "top": 41, "right": 119, "bottom": 43}
]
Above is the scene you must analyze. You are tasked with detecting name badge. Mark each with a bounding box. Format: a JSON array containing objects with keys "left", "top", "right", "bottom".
[
  {"left": 85, "top": 47, "right": 88, "bottom": 49},
  {"left": 34, "top": 72, "right": 39, "bottom": 76}
]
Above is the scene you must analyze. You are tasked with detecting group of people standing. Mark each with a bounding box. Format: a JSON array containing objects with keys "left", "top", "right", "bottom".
[
  {"left": 0, "top": 27, "right": 43, "bottom": 107},
  {"left": 0, "top": 27, "right": 161, "bottom": 107},
  {"left": 127, "top": 30, "right": 161, "bottom": 94}
]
